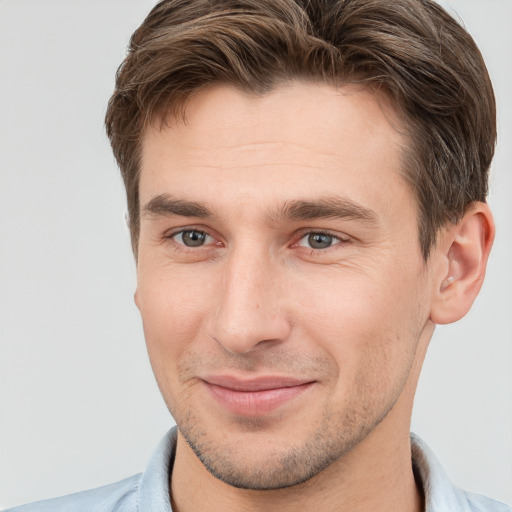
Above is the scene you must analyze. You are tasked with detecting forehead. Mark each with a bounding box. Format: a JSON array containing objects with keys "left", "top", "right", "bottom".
[{"left": 139, "top": 82, "right": 410, "bottom": 215}]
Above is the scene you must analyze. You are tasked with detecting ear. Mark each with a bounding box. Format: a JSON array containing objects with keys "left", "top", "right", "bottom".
[
  {"left": 430, "top": 202, "right": 495, "bottom": 325},
  {"left": 134, "top": 288, "right": 142, "bottom": 312}
]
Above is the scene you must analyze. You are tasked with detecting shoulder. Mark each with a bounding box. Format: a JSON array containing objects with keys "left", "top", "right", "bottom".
[
  {"left": 2, "top": 473, "right": 142, "bottom": 512},
  {"left": 454, "top": 489, "right": 512, "bottom": 512},
  {"left": 3, "top": 428, "right": 178, "bottom": 512},
  {"left": 411, "top": 433, "right": 511, "bottom": 512}
]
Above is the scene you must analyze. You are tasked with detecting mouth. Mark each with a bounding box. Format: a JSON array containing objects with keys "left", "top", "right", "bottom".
[{"left": 201, "top": 375, "right": 316, "bottom": 416}]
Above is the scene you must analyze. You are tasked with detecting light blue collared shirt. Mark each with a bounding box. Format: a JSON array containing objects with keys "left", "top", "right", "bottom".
[{"left": 4, "top": 428, "right": 511, "bottom": 511}]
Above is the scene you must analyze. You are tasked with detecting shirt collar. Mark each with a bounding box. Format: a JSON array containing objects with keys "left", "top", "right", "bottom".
[
  {"left": 137, "top": 427, "right": 177, "bottom": 512},
  {"left": 411, "top": 432, "right": 488, "bottom": 512}
]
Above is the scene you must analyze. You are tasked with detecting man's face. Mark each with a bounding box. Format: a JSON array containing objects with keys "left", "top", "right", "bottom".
[{"left": 136, "top": 82, "right": 435, "bottom": 489}]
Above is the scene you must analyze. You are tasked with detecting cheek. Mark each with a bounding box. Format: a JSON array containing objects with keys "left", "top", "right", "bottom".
[
  {"left": 293, "top": 268, "right": 396, "bottom": 340},
  {"left": 292, "top": 266, "right": 426, "bottom": 383},
  {"left": 136, "top": 267, "right": 215, "bottom": 382}
]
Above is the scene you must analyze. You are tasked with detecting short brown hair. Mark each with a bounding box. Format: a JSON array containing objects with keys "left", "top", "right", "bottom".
[{"left": 105, "top": 0, "right": 496, "bottom": 259}]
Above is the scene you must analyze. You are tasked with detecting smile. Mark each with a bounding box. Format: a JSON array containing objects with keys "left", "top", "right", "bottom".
[{"left": 202, "top": 376, "right": 316, "bottom": 416}]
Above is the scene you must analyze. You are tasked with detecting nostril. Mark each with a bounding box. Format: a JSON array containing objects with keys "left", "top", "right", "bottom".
[{"left": 209, "top": 323, "right": 289, "bottom": 355}]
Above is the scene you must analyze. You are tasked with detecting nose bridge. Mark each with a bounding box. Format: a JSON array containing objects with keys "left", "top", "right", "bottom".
[{"left": 210, "top": 242, "right": 289, "bottom": 354}]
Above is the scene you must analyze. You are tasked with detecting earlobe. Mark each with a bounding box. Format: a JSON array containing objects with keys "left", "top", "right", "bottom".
[
  {"left": 134, "top": 289, "right": 141, "bottom": 311},
  {"left": 430, "top": 202, "right": 495, "bottom": 325}
]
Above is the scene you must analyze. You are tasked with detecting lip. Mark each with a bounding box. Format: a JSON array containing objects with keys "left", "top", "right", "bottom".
[{"left": 202, "top": 375, "right": 316, "bottom": 416}]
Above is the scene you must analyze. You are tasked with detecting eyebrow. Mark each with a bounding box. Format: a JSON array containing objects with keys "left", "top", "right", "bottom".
[
  {"left": 141, "top": 193, "right": 378, "bottom": 225},
  {"left": 271, "top": 197, "right": 378, "bottom": 225},
  {"left": 142, "top": 194, "right": 214, "bottom": 218}
]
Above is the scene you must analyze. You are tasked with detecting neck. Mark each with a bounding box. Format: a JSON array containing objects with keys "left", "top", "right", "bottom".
[{"left": 170, "top": 423, "right": 423, "bottom": 512}]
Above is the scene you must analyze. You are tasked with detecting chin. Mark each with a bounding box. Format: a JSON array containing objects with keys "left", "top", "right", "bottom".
[{"left": 175, "top": 406, "right": 382, "bottom": 490}]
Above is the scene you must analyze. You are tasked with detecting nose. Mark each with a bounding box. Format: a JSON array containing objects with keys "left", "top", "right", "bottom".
[{"left": 209, "top": 248, "right": 292, "bottom": 354}]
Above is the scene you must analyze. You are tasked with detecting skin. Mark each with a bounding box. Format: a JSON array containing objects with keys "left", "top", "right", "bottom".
[{"left": 135, "top": 82, "right": 494, "bottom": 512}]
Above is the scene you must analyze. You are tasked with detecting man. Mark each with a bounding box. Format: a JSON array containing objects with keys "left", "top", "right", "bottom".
[{"left": 4, "top": 0, "right": 510, "bottom": 510}]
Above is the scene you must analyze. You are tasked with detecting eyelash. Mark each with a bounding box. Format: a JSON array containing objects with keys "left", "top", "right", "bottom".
[
  {"left": 295, "top": 230, "right": 349, "bottom": 251},
  {"left": 164, "top": 228, "right": 350, "bottom": 253},
  {"left": 165, "top": 228, "right": 220, "bottom": 252}
]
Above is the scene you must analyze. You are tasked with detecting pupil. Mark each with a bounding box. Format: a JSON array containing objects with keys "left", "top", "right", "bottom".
[
  {"left": 308, "top": 233, "right": 332, "bottom": 249},
  {"left": 183, "top": 230, "right": 206, "bottom": 247}
]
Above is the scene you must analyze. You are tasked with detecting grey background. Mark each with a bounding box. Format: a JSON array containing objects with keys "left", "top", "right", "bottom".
[{"left": 0, "top": 0, "right": 511, "bottom": 508}]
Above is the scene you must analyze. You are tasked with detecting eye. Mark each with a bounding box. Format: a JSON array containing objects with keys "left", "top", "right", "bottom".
[
  {"left": 173, "top": 229, "right": 212, "bottom": 247},
  {"left": 297, "top": 232, "right": 345, "bottom": 250}
]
